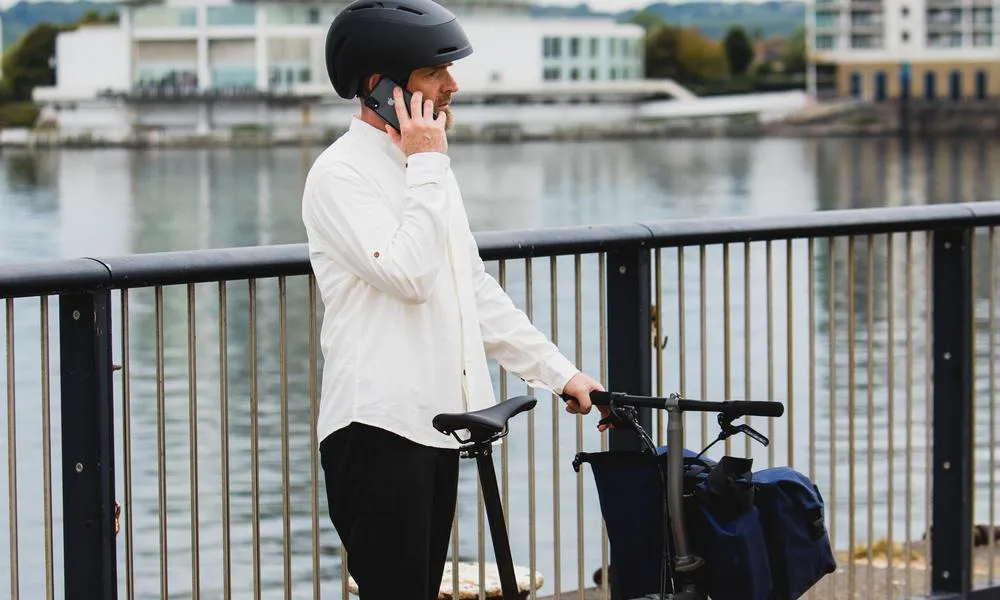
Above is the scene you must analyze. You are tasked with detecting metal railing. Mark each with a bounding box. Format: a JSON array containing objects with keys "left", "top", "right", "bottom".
[{"left": 2, "top": 202, "right": 1000, "bottom": 600}]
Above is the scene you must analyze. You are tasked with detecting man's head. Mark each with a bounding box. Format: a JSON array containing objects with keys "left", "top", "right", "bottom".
[{"left": 325, "top": 0, "right": 471, "bottom": 131}]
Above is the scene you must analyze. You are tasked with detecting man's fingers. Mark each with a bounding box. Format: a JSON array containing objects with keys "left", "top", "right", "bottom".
[
  {"left": 408, "top": 89, "right": 423, "bottom": 123},
  {"left": 424, "top": 98, "right": 435, "bottom": 120},
  {"left": 392, "top": 86, "right": 411, "bottom": 125}
]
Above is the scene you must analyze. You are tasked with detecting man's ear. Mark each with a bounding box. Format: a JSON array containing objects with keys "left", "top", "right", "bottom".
[{"left": 363, "top": 74, "right": 382, "bottom": 95}]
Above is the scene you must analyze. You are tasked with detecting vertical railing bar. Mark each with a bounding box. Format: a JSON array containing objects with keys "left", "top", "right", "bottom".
[
  {"left": 575, "top": 253, "right": 585, "bottom": 600},
  {"left": 655, "top": 248, "right": 663, "bottom": 445},
  {"left": 989, "top": 226, "right": 997, "bottom": 585},
  {"left": 187, "top": 283, "right": 201, "bottom": 600},
  {"left": 599, "top": 251, "right": 609, "bottom": 600},
  {"left": 499, "top": 259, "right": 510, "bottom": 521},
  {"left": 723, "top": 243, "right": 731, "bottom": 456},
  {"left": 865, "top": 234, "right": 875, "bottom": 593},
  {"left": 847, "top": 235, "right": 856, "bottom": 599},
  {"left": 5, "top": 298, "right": 18, "bottom": 600},
  {"left": 904, "top": 231, "right": 914, "bottom": 599},
  {"left": 923, "top": 231, "right": 932, "bottom": 596},
  {"left": 827, "top": 236, "right": 838, "bottom": 600},
  {"left": 155, "top": 286, "right": 169, "bottom": 600},
  {"left": 744, "top": 241, "right": 752, "bottom": 459},
  {"left": 279, "top": 276, "right": 292, "bottom": 600},
  {"left": 786, "top": 238, "right": 795, "bottom": 469},
  {"left": 526, "top": 257, "right": 537, "bottom": 600},
  {"left": 218, "top": 281, "right": 232, "bottom": 600},
  {"left": 677, "top": 246, "right": 686, "bottom": 427},
  {"left": 969, "top": 227, "right": 978, "bottom": 583},
  {"left": 307, "top": 274, "right": 322, "bottom": 600},
  {"left": 249, "top": 278, "right": 262, "bottom": 600},
  {"left": 550, "top": 255, "right": 560, "bottom": 598},
  {"left": 766, "top": 240, "right": 774, "bottom": 467},
  {"left": 699, "top": 245, "right": 707, "bottom": 449},
  {"left": 886, "top": 233, "right": 896, "bottom": 593},
  {"left": 41, "top": 296, "right": 56, "bottom": 600},
  {"left": 806, "top": 238, "right": 816, "bottom": 600}
]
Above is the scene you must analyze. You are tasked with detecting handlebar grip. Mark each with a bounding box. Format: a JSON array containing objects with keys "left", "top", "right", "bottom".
[
  {"left": 724, "top": 401, "right": 784, "bottom": 418},
  {"left": 559, "top": 391, "right": 613, "bottom": 405}
]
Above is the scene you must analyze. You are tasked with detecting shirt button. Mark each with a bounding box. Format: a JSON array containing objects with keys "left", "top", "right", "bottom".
[{"left": 372, "top": 251, "right": 380, "bottom": 258}]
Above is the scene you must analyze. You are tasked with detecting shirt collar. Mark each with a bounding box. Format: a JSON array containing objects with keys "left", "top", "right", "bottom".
[{"left": 349, "top": 116, "right": 407, "bottom": 167}]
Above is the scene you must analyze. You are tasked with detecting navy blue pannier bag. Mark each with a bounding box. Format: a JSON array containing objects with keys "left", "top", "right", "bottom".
[
  {"left": 683, "top": 454, "right": 773, "bottom": 600},
  {"left": 751, "top": 466, "right": 838, "bottom": 599},
  {"left": 575, "top": 446, "right": 837, "bottom": 600}
]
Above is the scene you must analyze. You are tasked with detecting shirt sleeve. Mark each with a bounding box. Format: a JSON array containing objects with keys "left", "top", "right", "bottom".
[
  {"left": 302, "top": 153, "right": 452, "bottom": 304},
  {"left": 466, "top": 230, "right": 580, "bottom": 395}
]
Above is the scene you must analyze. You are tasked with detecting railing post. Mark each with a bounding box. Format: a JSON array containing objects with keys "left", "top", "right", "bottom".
[
  {"left": 59, "top": 290, "right": 118, "bottom": 600},
  {"left": 605, "top": 244, "right": 653, "bottom": 451},
  {"left": 929, "top": 227, "right": 974, "bottom": 598}
]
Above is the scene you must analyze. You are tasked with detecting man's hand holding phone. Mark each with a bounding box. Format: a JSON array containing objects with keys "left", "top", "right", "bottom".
[{"left": 384, "top": 86, "right": 448, "bottom": 157}]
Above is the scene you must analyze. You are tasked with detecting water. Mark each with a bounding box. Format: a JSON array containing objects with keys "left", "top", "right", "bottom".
[{"left": 1, "top": 136, "right": 999, "bottom": 599}]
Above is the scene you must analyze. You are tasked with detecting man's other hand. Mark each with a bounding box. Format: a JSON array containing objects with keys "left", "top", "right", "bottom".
[{"left": 562, "top": 373, "right": 613, "bottom": 432}]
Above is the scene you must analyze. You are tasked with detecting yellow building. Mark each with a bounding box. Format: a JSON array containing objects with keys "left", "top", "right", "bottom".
[{"left": 808, "top": 0, "right": 998, "bottom": 101}]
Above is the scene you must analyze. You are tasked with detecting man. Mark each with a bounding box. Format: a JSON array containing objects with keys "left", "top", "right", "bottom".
[{"left": 300, "top": 0, "right": 608, "bottom": 597}]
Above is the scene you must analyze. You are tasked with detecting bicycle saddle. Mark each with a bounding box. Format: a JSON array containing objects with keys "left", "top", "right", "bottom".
[{"left": 433, "top": 395, "right": 537, "bottom": 443}]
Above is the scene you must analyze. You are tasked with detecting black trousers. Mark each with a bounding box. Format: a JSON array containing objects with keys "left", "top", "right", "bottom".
[{"left": 320, "top": 422, "right": 460, "bottom": 600}]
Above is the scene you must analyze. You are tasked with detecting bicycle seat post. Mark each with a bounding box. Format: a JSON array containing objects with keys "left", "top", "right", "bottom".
[{"left": 463, "top": 437, "right": 520, "bottom": 600}]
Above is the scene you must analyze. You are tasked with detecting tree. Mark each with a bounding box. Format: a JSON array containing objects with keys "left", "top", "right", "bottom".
[
  {"left": 645, "top": 23, "right": 727, "bottom": 83},
  {"left": 722, "top": 25, "right": 755, "bottom": 76},
  {"left": 0, "top": 23, "right": 69, "bottom": 102},
  {"left": 783, "top": 25, "right": 807, "bottom": 74}
]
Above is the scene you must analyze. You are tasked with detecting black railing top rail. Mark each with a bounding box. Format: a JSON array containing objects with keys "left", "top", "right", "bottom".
[{"left": 3, "top": 201, "right": 1000, "bottom": 299}]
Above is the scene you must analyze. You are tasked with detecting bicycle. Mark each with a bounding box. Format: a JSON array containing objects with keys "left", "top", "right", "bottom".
[{"left": 432, "top": 390, "right": 834, "bottom": 600}]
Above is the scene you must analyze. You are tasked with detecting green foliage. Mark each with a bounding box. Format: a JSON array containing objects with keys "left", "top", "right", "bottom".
[
  {"left": 722, "top": 25, "right": 755, "bottom": 76},
  {"left": 1, "top": 22, "right": 72, "bottom": 102},
  {"left": 645, "top": 23, "right": 728, "bottom": 83},
  {"left": 1, "top": 1, "right": 118, "bottom": 51},
  {"left": 783, "top": 25, "right": 807, "bottom": 74},
  {"left": 0, "top": 101, "right": 39, "bottom": 127}
]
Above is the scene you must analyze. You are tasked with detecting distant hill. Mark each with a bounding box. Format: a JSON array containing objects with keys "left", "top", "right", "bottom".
[
  {"left": 2, "top": 1, "right": 114, "bottom": 50},
  {"left": 0, "top": 0, "right": 806, "bottom": 52},
  {"left": 532, "top": 1, "right": 806, "bottom": 40}
]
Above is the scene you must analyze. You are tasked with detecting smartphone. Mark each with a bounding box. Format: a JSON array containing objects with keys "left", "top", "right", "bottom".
[{"left": 363, "top": 76, "right": 436, "bottom": 133}]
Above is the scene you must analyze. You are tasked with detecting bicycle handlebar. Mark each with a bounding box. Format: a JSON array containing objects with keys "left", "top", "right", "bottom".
[{"left": 579, "top": 391, "right": 784, "bottom": 418}]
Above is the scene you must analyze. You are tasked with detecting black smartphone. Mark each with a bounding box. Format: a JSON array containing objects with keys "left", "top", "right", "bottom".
[{"left": 363, "top": 76, "right": 436, "bottom": 133}]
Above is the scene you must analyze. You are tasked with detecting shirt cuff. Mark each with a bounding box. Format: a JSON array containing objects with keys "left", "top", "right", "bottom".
[
  {"left": 406, "top": 152, "right": 451, "bottom": 186},
  {"left": 539, "top": 352, "right": 581, "bottom": 395}
]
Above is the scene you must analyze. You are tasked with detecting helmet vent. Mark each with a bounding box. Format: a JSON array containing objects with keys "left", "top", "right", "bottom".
[
  {"left": 395, "top": 4, "right": 424, "bottom": 14},
  {"left": 348, "top": 2, "right": 382, "bottom": 11},
  {"left": 437, "top": 46, "right": 458, "bottom": 53}
]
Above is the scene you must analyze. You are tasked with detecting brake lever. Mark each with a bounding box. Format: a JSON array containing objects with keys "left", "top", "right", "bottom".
[{"left": 736, "top": 423, "right": 769, "bottom": 447}]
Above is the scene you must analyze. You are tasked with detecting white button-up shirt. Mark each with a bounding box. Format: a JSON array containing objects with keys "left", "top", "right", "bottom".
[{"left": 301, "top": 117, "right": 580, "bottom": 449}]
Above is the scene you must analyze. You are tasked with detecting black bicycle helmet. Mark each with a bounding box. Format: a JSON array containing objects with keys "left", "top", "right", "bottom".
[{"left": 325, "top": 0, "right": 474, "bottom": 99}]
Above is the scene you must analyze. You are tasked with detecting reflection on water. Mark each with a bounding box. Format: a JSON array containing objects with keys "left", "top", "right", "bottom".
[{"left": 1, "top": 137, "right": 999, "bottom": 598}]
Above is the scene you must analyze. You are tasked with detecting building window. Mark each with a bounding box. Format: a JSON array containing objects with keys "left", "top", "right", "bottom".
[
  {"left": 134, "top": 6, "right": 197, "bottom": 27},
  {"left": 589, "top": 38, "right": 599, "bottom": 57},
  {"left": 901, "top": 6, "right": 909, "bottom": 16},
  {"left": 608, "top": 37, "right": 616, "bottom": 57},
  {"left": 815, "top": 35, "right": 835, "bottom": 49},
  {"left": 571, "top": 67, "right": 580, "bottom": 80},
  {"left": 973, "top": 33, "right": 993, "bottom": 46},
  {"left": 975, "top": 70, "right": 987, "bottom": 100},
  {"left": 543, "top": 67, "right": 560, "bottom": 80},
  {"left": 543, "top": 37, "right": 562, "bottom": 58},
  {"left": 589, "top": 67, "right": 598, "bottom": 80},
  {"left": 924, "top": 71, "right": 936, "bottom": 100},
  {"left": 207, "top": 5, "right": 256, "bottom": 26},
  {"left": 902, "top": 31, "right": 910, "bottom": 42},
  {"left": 569, "top": 37, "right": 580, "bottom": 57},
  {"left": 815, "top": 11, "right": 837, "bottom": 27}
]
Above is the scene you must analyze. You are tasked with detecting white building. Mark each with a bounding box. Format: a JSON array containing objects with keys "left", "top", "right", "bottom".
[
  {"left": 808, "top": 0, "right": 999, "bottom": 100},
  {"left": 31, "top": 0, "right": 659, "bottom": 139}
]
